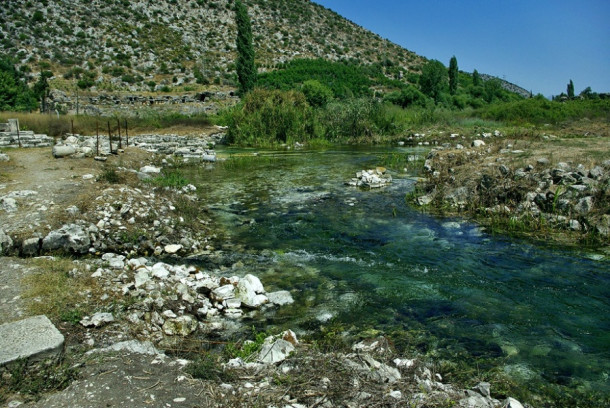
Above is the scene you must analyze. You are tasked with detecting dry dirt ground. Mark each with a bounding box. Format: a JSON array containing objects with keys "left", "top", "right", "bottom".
[
  {"left": 0, "top": 147, "right": 154, "bottom": 326},
  {"left": 1, "top": 147, "right": 232, "bottom": 407}
]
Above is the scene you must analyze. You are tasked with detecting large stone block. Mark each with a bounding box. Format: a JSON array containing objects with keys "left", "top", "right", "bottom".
[{"left": 0, "top": 315, "right": 65, "bottom": 367}]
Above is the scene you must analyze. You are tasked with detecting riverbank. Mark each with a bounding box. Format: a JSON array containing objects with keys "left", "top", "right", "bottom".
[
  {"left": 408, "top": 128, "right": 610, "bottom": 250},
  {"left": 0, "top": 140, "right": 535, "bottom": 407}
]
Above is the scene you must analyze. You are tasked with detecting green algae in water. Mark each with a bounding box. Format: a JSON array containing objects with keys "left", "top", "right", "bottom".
[{"left": 186, "top": 147, "right": 610, "bottom": 405}]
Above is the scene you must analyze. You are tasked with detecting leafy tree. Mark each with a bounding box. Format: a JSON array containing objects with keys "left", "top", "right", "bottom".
[
  {"left": 484, "top": 78, "right": 504, "bottom": 103},
  {"left": 419, "top": 59, "right": 447, "bottom": 102},
  {"left": 384, "top": 85, "right": 429, "bottom": 108},
  {"left": 256, "top": 59, "right": 376, "bottom": 99},
  {"left": 301, "top": 79, "right": 333, "bottom": 107},
  {"left": 567, "top": 79, "right": 575, "bottom": 99},
  {"left": 472, "top": 69, "right": 481, "bottom": 87},
  {"left": 0, "top": 56, "right": 37, "bottom": 111},
  {"left": 235, "top": 0, "right": 256, "bottom": 96},
  {"left": 448, "top": 56, "right": 458, "bottom": 95},
  {"left": 579, "top": 86, "right": 599, "bottom": 100},
  {"left": 33, "top": 70, "right": 53, "bottom": 111}
]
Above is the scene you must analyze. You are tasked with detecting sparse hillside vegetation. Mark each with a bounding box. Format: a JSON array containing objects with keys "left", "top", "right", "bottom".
[{"left": 0, "top": 0, "right": 425, "bottom": 93}]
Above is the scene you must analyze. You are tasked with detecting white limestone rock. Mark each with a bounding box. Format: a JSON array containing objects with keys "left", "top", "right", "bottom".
[
  {"left": 267, "top": 290, "right": 294, "bottom": 306},
  {"left": 0, "top": 229, "right": 13, "bottom": 254},
  {"left": 42, "top": 224, "right": 91, "bottom": 254},
  {"left": 164, "top": 244, "right": 182, "bottom": 254},
  {"left": 211, "top": 284, "right": 235, "bottom": 301},
  {"left": 162, "top": 315, "right": 198, "bottom": 336},
  {"left": 235, "top": 278, "right": 268, "bottom": 308},
  {"left": 80, "top": 312, "right": 114, "bottom": 328},
  {"left": 257, "top": 339, "right": 295, "bottom": 364}
]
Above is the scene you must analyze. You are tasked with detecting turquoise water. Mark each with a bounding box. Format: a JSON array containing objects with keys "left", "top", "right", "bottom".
[{"left": 188, "top": 147, "right": 610, "bottom": 395}]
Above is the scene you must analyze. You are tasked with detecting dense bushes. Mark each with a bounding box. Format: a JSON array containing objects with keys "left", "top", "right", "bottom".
[
  {"left": 0, "top": 57, "right": 38, "bottom": 111},
  {"left": 226, "top": 89, "right": 315, "bottom": 146},
  {"left": 478, "top": 97, "right": 610, "bottom": 124},
  {"left": 256, "top": 58, "right": 381, "bottom": 99}
]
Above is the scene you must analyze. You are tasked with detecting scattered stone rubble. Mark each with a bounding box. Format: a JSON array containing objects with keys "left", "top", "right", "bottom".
[
  {"left": 219, "top": 336, "right": 526, "bottom": 408},
  {"left": 414, "top": 134, "right": 610, "bottom": 242},
  {"left": 82, "top": 253, "right": 294, "bottom": 344},
  {"left": 49, "top": 128, "right": 226, "bottom": 162},
  {"left": 1, "top": 132, "right": 530, "bottom": 406},
  {"left": 346, "top": 167, "right": 392, "bottom": 188}
]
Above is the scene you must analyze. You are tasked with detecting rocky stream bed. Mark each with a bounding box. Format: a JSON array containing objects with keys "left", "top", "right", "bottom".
[{"left": 1, "top": 131, "right": 594, "bottom": 407}]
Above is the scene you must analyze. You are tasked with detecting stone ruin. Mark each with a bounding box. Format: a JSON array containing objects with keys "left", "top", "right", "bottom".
[{"left": 0, "top": 118, "right": 54, "bottom": 148}]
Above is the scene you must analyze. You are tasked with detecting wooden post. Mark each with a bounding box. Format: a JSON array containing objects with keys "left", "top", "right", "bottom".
[
  {"left": 107, "top": 121, "right": 113, "bottom": 154},
  {"left": 96, "top": 122, "right": 99, "bottom": 156},
  {"left": 117, "top": 118, "right": 122, "bottom": 149},
  {"left": 16, "top": 124, "right": 21, "bottom": 148},
  {"left": 124, "top": 119, "right": 128, "bottom": 147},
  {"left": 71, "top": 118, "right": 74, "bottom": 136}
]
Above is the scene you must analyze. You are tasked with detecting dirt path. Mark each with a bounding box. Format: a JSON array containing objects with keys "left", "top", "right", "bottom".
[{"left": 0, "top": 147, "right": 151, "bottom": 325}]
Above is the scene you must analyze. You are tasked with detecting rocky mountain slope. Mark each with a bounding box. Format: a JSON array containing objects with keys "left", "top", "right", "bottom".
[{"left": 0, "top": 0, "right": 425, "bottom": 94}]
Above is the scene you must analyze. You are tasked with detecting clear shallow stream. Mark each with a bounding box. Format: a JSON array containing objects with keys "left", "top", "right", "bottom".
[{"left": 186, "top": 146, "right": 609, "bottom": 394}]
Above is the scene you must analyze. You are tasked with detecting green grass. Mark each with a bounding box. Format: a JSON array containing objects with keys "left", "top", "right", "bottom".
[
  {"left": 148, "top": 169, "right": 189, "bottom": 189},
  {"left": 223, "top": 326, "right": 269, "bottom": 361},
  {"left": 0, "top": 357, "right": 79, "bottom": 404},
  {"left": 97, "top": 167, "right": 121, "bottom": 184},
  {"left": 186, "top": 353, "right": 234, "bottom": 382},
  {"left": 22, "top": 258, "right": 102, "bottom": 324}
]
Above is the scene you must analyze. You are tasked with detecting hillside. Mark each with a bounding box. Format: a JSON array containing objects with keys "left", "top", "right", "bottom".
[{"left": 0, "top": 0, "right": 426, "bottom": 95}]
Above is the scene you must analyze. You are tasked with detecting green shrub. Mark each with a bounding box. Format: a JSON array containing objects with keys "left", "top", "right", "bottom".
[
  {"left": 98, "top": 167, "right": 121, "bottom": 184},
  {"left": 149, "top": 169, "right": 189, "bottom": 189},
  {"left": 256, "top": 58, "right": 379, "bottom": 99},
  {"left": 227, "top": 88, "right": 315, "bottom": 146},
  {"left": 319, "top": 98, "right": 378, "bottom": 141},
  {"left": 301, "top": 79, "right": 333, "bottom": 107},
  {"left": 478, "top": 97, "right": 610, "bottom": 124},
  {"left": 384, "top": 85, "right": 430, "bottom": 108}
]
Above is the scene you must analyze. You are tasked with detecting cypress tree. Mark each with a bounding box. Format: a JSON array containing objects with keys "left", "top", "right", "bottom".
[
  {"left": 472, "top": 69, "right": 481, "bottom": 87},
  {"left": 567, "top": 79, "right": 575, "bottom": 99},
  {"left": 448, "top": 56, "right": 458, "bottom": 95},
  {"left": 235, "top": 0, "right": 256, "bottom": 96}
]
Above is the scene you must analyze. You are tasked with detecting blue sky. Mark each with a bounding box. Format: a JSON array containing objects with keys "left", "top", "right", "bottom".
[{"left": 313, "top": 0, "right": 610, "bottom": 97}]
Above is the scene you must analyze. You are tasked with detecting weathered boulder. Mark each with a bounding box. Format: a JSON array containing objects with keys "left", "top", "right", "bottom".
[
  {"left": 162, "top": 315, "right": 198, "bottom": 336},
  {"left": 574, "top": 196, "right": 594, "bottom": 215},
  {"left": 235, "top": 278, "right": 268, "bottom": 308},
  {"left": 21, "top": 237, "right": 41, "bottom": 256},
  {"left": 267, "top": 290, "right": 294, "bottom": 306},
  {"left": 0, "top": 196, "right": 18, "bottom": 212},
  {"left": 42, "top": 224, "right": 91, "bottom": 254},
  {"left": 472, "top": 140, "right": 486, "bottom": 148},
  {"left": 504, "top": 397, "right": 525, "bottom": 408},
  {"left": 0, "top": 228, "right": 13, "bottom": 254},
  {"left": 257, "top": 339, "right": 295, "bottom": 364},
  {"left": 0, "top": 153, "right": 9, "bottom": 162},
  {"left": 211, "top": 284, "right": 235, "bottom": 301}
]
